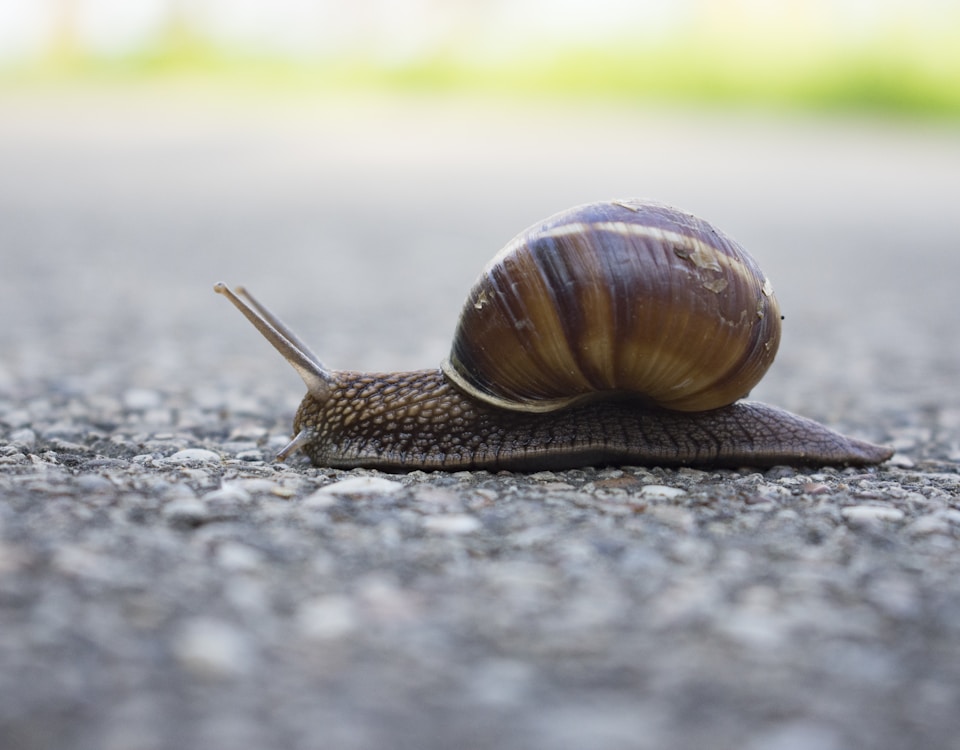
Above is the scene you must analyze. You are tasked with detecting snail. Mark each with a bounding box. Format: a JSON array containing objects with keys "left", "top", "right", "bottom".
[{"left": 215, "top": 199, "right": 892, "bottom": 471}]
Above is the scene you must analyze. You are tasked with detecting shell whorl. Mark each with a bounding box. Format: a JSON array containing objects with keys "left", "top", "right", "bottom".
[{"left": 442, "top": 199, "right": 781, "bottom": 413}]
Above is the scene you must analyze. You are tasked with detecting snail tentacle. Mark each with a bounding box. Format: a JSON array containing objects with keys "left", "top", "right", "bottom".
[
  {"left": 214, "top": 282, "right": 335, "bottom": 400},
  {"left": 276, "top": 427, "right": 316, "bottom": 463},
  {"left": 233, "top": 285, "right": 325, "bottom": 372}
]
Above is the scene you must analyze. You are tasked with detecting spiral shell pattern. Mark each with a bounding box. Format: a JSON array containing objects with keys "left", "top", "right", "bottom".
[{"left": 442, "top": 199, "right": 781, "bottom": 413}]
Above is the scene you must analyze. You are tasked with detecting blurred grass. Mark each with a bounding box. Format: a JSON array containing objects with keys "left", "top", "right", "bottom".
[{"left": 3, "top": 19, "right": 960, "bottom": 119}]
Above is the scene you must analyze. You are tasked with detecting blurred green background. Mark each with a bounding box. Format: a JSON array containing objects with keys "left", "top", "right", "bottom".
[{"left": 2, "top": 0, "right": 959, "bottom": 117}]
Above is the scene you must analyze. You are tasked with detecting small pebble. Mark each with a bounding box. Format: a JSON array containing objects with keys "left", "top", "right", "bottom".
[
  {"left": 173, "top": 618, "right": 253, "bottom": 678},
  {"left": 537, "top": 481, "right": 575, "bottom": 491},
  {"left": 202, "top": 485, "right": 252, "bottom": 504},
  {"left": 888, "top": 453, "right": 915, "bottom": 468},
  {"left": 1, "top": 409, "right": 31, "bottom": 428},
  {"left": 164, "top": 449, "right": 222, "bottom": 465},
  {"left": 919, "top": 473, "right": 960, "bottom": 487},
  {"left": 231, "top": 478, "right": 281, "bottom": 495},
  {"left": 50, "top": 438, "right": 86, "bottom": 453},
  {"left": 942, "top": 509, "right": 960, "bottom": 524},
  {"left": 122, "top": 388, "right": 163, "bottom": 411},
  {"left": 162, "top": 498, "right": 209, "bottom": 526},
  {"left": 841, "top": 505, "right": 905, "bottom": 523},
  {"left": 75, "top": 474, "right": 113, "bottom": 493},
  {"left": 228, "top": 425, "right": 268, "bottom": 440},
  {"left": 410, "top": 485, "right": 462, "bottom": 510},
  {"left": 8, "top": 428, "right": 36, "bottom": 448},
  {"left": 314, "top": 476, "right": 404, "bottom": 498},
  {"left": 297, "top": 595, "right": 358, "bottom": 640},
  {"left": 529, "top": 471, "right": 559, "bottom": 481},
  {"left": 221, "top": 441, "right": 259, "bottom": 455},
  {"left": 214, "top": 541, "right": 265, "bottom": 573},
  {"left": 639, "top": 484, "right": 687, "bottom": 500},
  {"left": 646, "top": 505, "right": 696, "bottom": 531},
  {"left": 597, "top": 468, "right": 624, "bottom": 479},
  {"left": 423, "top": 514, "right": 482, "bottom": 534},
  {"left": 301, "top": 491, "right": 338, "bottom": 509},
  {"left": 906, "top": 514, "right": 954, "bottom": 537}
]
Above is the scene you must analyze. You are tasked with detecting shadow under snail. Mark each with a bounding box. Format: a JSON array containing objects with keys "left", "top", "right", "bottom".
[{"left": 215, "top": 199, "right": 892, "bottom": 472}]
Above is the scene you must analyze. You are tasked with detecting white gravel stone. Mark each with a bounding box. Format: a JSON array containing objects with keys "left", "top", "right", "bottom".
[
  {"left": 228, "top": 478, "right": 280, "bottom": 495},
  {"left": 122, "top": 388, "right": 163, "bottom": 410},
  {"left": 297, "top": 595, "right": 359, "bottom": 640},
  {"left": 234, "top": 450, "right": 264, "bottom": 462},
  {"left": 422, "top": 514, "right": 482, "bottom": 534},
  {"left": 841, "top": 505, "right": 906, "bottom": 523},
  {"left": 315, "top": 476, "right": 404, "bottom": 497},
  {"left": 717, "top": 609, "right": 789, "bottom": 650},
  {"left": 888, "top": 453, "right": 916, "bottom": 468},
  {"left": 173, "top": 617, "right": 254, "bottom": 678},
  {"left": 301, "top": 490, "right": 338, "bottom": 509},
  {"left": 76, "top": 474, "right": 113, "bottom": 493},
  {"left": 410, "top": 485, "right": 462, "bottom": 511},
  {"left": 942, "top": 509, "right": 960, "bottom": 524},
  {"left": 1, "top": 409, "right": 31, "bottom": 428},
  {"left": 164, "top": 449, "right": 222, "bottom": 465},
  {"left": 646, "top": 505, "right": 696, "bottom": 531},
  {"left": 201, "top": 485, "right": 252, "bottom": 504},
  {"left": 905, "top": 515, "right": 953, "bottom": 537},
  {"left": 8, "top": 428, "right": 36, "bottom": 447},
  {"left": 162, "top": 498, "right": 209, "bottom": 525},
  {"left": 639, "top": 484, "right": 687, "bottom": 500},
  {"left": 528, "top": 471, "right": 559, "bottom": 481},
  {"left": 214, "top": 541, "right": 265, "bottom": 573}
]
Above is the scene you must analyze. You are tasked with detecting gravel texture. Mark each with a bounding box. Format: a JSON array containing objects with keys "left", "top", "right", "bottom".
[{"left": 1, "top": 89, "right": 959, "bottom": 750}]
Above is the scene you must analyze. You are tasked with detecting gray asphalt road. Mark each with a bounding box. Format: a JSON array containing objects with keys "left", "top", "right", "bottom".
[{"left": 1, "top": 87, "right": 959, "bottom": 750}]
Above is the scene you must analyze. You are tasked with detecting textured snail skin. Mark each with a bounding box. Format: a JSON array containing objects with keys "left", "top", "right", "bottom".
[{"left": 291, "top": 369, "right": 893, "bottom": 471}]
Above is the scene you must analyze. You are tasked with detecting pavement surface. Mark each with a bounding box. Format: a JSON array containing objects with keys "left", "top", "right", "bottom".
[{"left": 1, "top": 87, "right": 959, "bottom": 750}]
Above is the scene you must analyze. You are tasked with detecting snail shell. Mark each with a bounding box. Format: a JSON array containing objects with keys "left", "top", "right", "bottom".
[
  {"left": 214, "top": 198, "right": 891, "bottom": 471},
  {"left": 443, "top": 199, "right": 781, "bottom": 412}
]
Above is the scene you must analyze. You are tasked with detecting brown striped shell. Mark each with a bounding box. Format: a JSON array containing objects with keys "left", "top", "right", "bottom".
[{"left": 441, "top": 199, "right": 781, "bottom": 413}]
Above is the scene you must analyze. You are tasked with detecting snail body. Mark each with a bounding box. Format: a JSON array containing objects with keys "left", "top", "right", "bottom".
[{"left": 215, "top": 199, "right": 891, "bottom": 471}]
